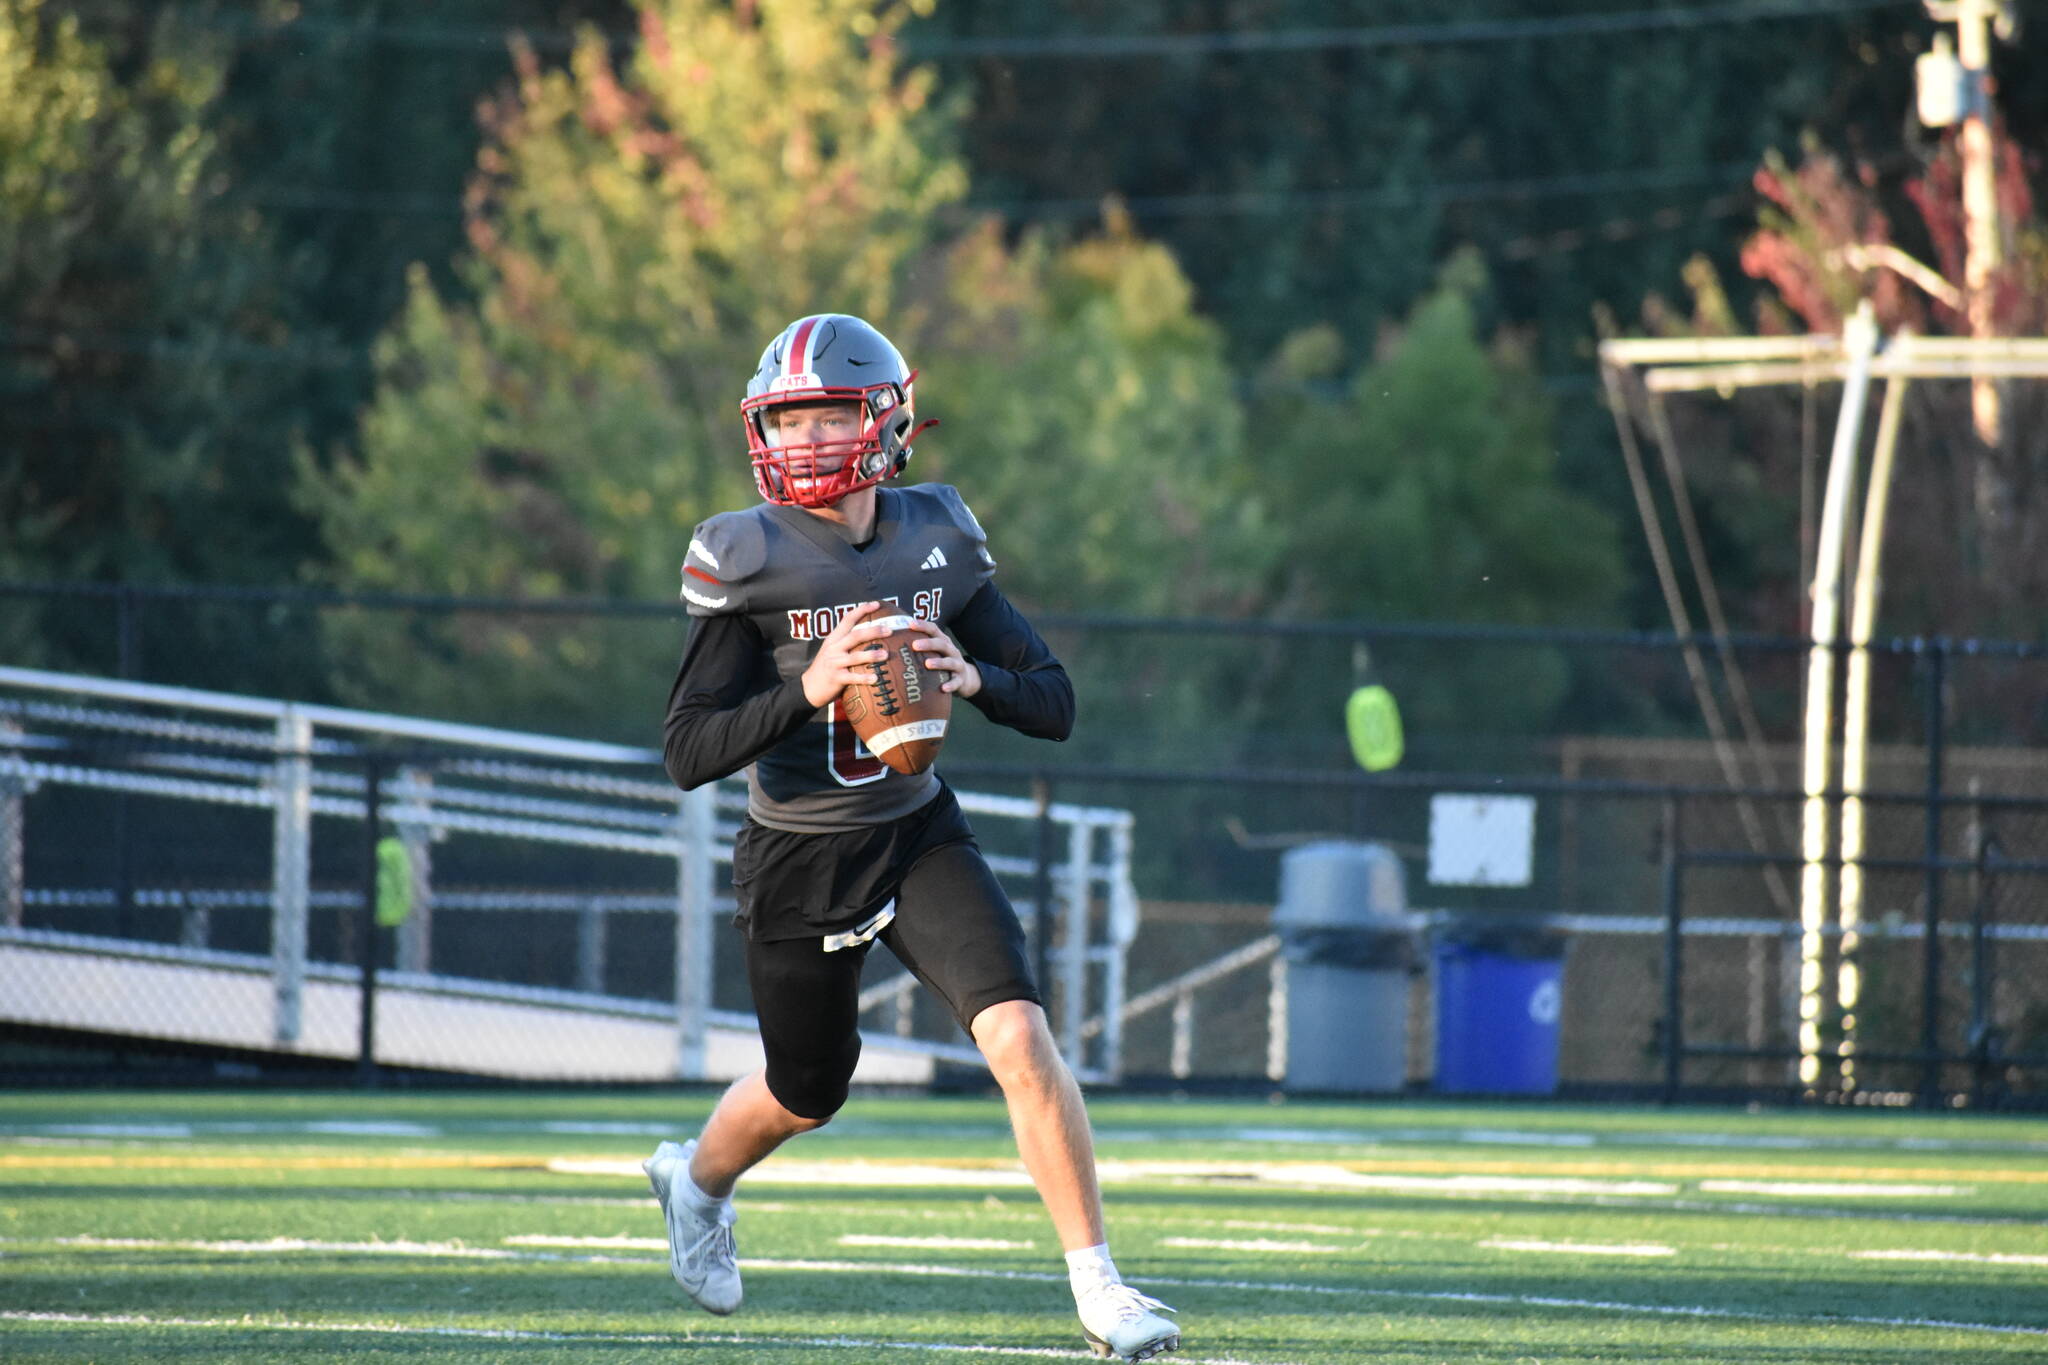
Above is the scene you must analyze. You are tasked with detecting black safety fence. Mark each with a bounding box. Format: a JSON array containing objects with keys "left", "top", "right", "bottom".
[
  {"left": 976, "top": 763, "right": 2048, "bottom": 1108},
  {"left": 3, "top": 579, "right": 2045, "bottom": 1105}
]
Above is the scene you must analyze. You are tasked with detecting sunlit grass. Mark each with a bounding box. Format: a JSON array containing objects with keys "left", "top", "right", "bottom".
[{"left": 3, "top": 1091, "right": 2045, "bottom": 1363}]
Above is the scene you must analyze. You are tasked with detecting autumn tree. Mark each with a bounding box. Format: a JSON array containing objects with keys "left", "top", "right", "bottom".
[
  {"left": 1648, "top": 128, "right": 2048, "bottom": 649},
  {"left": 301, "top": 0, "right": 1285, "bottom": 739}
]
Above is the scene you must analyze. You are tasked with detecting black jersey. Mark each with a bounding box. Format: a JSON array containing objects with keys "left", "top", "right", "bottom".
[{"left": 662, "top": 484, "right": 1073, "bottom": 831}]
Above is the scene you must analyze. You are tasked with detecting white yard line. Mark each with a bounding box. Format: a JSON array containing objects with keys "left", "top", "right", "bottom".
[
  {"left": 1452, "top": 1129, "right": 1600, "bottom": 1148},
  {"left": 12, "top": 1170, "right": 2018, "bottom": 1235},
  {"left": 766, "top": 1258, "right": 2048, "bottom": 1339},
  {"left": 10, "top": 1238, "right": 2045, "bottom": 1339},
  {"left": 43, "top": 1235, "right": 644, "bottom": 1264},
  {"left": 8, "top": 1119, "right": 2048, "bottom": 1158},
  {"left": 1125, "top": 1271, "right": 2048, "bottom": 1339},
  {"left": 551, "top": 1157, "right": 1040, "bottom": 1186},
  {"left": 506, "top": 1234, "right": 666, "bottom": 1250},
  {"left": 537, "top": 1120, "right": 676, "bottom": 1136},
  {"left": 1481, "top": 1239, "right": 1676, "bottom": 1257},
  {"left": 550, "top": 1155, "right": 1680, "bottom": 1198},
  {"left": 1161, "top": 1238, "right": 1350, "bottom": 1254},
  {"left": 1699, "top": 1180, "right": 1968, "bottom": 1198},
  {"left": 1575, "top": 1191, "right": 2033, "bottom": 1226},
  {"left": 1241, "top": 1167, "right": 1678, "bottom": 1197},
  {"left": 1852, "top": 1249, "right": 2048, "bottom": 1267},
  {"left": 301, "top": 1121, "right": 443, "bottom": 1137},
  {"left": 840, "top": 1234, "right": 1038, "bottom": 1250},
  {"left": 0, "top": 1310, "right": 1276, "bottom": 1365}
]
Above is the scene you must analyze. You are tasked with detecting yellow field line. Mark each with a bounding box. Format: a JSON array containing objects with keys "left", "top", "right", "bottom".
[
  {"left": 5, "top": 1149, "right": 2047, "bottom": 1183},
  {"left": 0, "top": 1153, "right": 549, "bottom": 1172}
]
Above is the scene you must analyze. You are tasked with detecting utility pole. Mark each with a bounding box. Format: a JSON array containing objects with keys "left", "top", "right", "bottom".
[{"left": 1919, "top": 0, "right": 2015, "bottom": 444}]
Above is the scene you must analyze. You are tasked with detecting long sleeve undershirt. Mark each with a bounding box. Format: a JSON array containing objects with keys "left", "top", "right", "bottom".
[{"left": 661, "top": 581, "right": 1073, "bottom": 792}]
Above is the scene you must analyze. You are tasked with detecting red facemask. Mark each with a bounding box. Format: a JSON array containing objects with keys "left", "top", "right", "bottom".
[{"left": 741, "top": 378, "right": 933, "bottom": 508}]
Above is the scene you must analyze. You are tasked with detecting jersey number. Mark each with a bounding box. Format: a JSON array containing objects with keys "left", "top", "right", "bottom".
[{"left": 827, "top": 701, "right": 888, "bottom": 786}]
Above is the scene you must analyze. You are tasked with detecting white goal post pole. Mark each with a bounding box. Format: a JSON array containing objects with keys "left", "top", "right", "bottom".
[
  {"left": 1836, "top": 337, "right": 1914, "bottom": 1090},
  {"left": 1797, "top": 302, "right": 1879, "bottom": 1089}
]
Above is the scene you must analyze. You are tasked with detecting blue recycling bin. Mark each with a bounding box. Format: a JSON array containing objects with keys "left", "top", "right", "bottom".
[{"left": 1432, "top": 918, "right": 1565, "bottom": 1095}]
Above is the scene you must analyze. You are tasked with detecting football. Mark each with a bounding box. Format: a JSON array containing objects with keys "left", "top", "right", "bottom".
[{"left": 839, "top": 615, "right": 952, "bottom": 775}]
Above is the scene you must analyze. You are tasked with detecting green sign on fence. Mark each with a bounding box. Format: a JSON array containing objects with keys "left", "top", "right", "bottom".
[{"left": 375, "top": 837, "right": 412, "bottom": 927}]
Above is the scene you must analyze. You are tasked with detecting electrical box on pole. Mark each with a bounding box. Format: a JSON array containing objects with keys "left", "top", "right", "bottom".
[{"left": 1915, "top": 34, "right": 1965, "bottom": 127}]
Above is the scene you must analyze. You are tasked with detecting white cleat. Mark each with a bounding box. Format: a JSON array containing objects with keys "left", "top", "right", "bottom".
[
  {"left": 643, "top": 1138, "right": 742, "bottom": 1315},
  {"left": 1076, "top": 1281, "right": 1180, "bottom": 1361}
]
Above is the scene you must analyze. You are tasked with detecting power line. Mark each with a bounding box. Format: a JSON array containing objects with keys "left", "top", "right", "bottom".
[
  {"left": 6, "top": 170, "right": 1755, "bottom": 376},
  {"left": 64, "top": 2, "right": 589, "bottom": 53},
  {"left": 982, "top": 162, "right": 1757, "bottom": 221},
  {"left": 1497, "top": 192, "right": 1752, "bottom": 260},
  {"left": 0, "top": 323, "right": 358, "bottom": 371},
  {"left": 912, "top": 0, "right": 1916, "bottom": 59},
  {"left": 231, "top": 160, "right": 1756, "bottom": 222},
  {"left": 73, "top": 0, "right": 1914, "bottom": 58}
]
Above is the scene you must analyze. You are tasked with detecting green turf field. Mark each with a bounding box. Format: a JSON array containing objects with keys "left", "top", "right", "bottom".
[{"left": 2, "top": 1090, "right": 2045, "bottom": 1363}]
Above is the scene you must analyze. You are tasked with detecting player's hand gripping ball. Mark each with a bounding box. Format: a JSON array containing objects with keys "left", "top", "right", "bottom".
[{"left": 840, "top": 615, "right": 952, "bottom": 775}]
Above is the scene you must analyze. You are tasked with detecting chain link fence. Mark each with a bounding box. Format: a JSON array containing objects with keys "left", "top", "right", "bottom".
[
  {"left": 3, "top": 581, "right": 2044, "bottom": 1103},
  {"left": 0, "top": 667, "right": 1136, "bottom": 1088}
]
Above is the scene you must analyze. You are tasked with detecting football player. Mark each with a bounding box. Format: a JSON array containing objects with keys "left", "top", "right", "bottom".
[{"left": 647, "top": 314, "right": 1180, "bottom": 1361}]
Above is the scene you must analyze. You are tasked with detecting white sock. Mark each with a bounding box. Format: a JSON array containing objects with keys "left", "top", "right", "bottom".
[
  {"left": 679, "top": 1161, "right": 729, "bottom": 1219},
  {"left": 1066, "top": 1243, "right": 1119, "bottom": 1295}
]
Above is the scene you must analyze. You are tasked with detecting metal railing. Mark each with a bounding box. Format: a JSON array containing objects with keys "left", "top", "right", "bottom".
[{"left": 0, "top": 665, "right": 1139, "bottom": 1083}]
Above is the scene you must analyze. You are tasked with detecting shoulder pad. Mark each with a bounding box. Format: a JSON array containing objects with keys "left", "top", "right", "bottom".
[
  {"left": 680, "top": 508, "right": 769, "bottom": 617},
  {"left": 898, "top": 482, "right": 987, "bottom": 545},
  {"left": 913, "top": 483, "right": 978, "bottom": 535},
  {"left": 908, "top": 483, "right": 997, "bottom": 582}
]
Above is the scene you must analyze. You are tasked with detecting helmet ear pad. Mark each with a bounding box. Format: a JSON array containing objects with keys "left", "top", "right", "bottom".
[{"left": 865, "top": 382, "right": 917, "bottom": 479}]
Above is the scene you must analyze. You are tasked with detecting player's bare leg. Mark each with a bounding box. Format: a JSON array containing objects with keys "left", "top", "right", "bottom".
[
  {"left": 970, "top": 999, "right": 1104, "bottom": 1247},
  {"left": 645, "top": 1071, "right": 823, "bottom": 1315},
  {"left": 971, "top": 1000, "right": 1180, "bottom": 1360},
  {"left": 690, "top": 1071, "right": 827, "bottom": 1196}
]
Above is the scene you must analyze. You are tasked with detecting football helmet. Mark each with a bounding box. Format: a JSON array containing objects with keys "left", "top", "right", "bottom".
[{"left": 741, "top": 313, "right": 935, "bottom": 507}]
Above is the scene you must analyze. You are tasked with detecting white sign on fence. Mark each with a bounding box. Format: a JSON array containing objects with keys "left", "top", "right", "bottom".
[{"left": 1428, "top": 793, "right": 1536, "bottom": 887}]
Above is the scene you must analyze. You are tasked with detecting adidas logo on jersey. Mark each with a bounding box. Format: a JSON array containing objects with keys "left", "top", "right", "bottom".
[{"left": 920, "top": 547, "right": 948, "bottom": 571}]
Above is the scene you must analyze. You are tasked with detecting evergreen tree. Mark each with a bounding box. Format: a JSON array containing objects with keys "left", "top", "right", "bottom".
[
  {"left": 0, "top": 0, "right": 332, "bottom": 683},
  {"left": 0, "top": 0, "right": 321, "bottom": 586},
  {"left": 1249, "top": 250, "right": 1625, "bottom": 744}
]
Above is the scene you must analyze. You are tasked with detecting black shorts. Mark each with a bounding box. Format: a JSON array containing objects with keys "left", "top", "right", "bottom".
[
  {"left": 734, "top": 786, "right": 1041, "bottom": 1110},
  {"left": 733, "top": 780, "right": 983, "bottom": 943}
]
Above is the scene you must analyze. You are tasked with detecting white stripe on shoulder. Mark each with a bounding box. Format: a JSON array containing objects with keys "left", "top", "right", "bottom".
[
  {"left": 681, "top": 583, "right": 728, "bottom": 610},
  {"left": 687, "top": 537, "right": 721, "bottom": 571}
]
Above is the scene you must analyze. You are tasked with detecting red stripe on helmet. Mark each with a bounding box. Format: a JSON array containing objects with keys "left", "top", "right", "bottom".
[
  {"left": 785, "top": 316, "right": 820, "bottom": 380},
  {"left": 683, "top": 565, "right": 722, "bottom": 586}
]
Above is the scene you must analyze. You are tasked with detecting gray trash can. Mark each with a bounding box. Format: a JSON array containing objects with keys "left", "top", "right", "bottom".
[{"left": 1273, "top": 841, "right": 1415, "bottom": 1093}]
